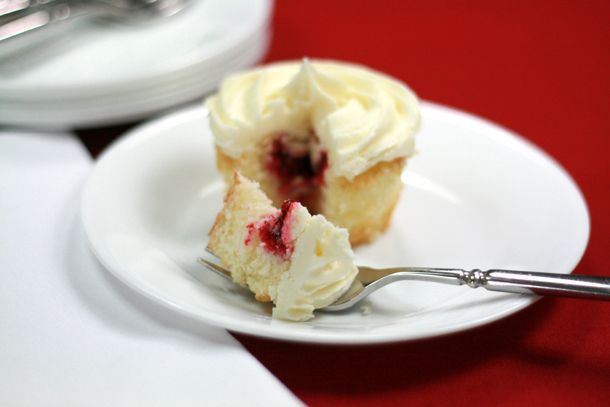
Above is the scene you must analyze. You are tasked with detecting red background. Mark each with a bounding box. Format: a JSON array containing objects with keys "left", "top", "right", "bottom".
[{"left": 236, "top": 1, "right": 610, "bottom": 406}]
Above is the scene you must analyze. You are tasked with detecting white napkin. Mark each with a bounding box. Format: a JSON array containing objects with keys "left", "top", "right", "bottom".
[{"left": 0, "top": 132, "right": 305, "bottom": 407}]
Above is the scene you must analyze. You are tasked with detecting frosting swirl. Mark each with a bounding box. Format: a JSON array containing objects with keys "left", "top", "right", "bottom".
[
  {"left": 272, "top": 207, "right": 358, "bottom": 321},
  {"left": 206, "top": 59, "right": 420, "bottom": 180}
]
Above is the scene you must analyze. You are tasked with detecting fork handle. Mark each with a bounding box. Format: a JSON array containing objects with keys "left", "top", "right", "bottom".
[
  {"left": 464, "top": 269, "right": 610, "bottom": 300},
  {"left": 0, "top": 1, "right": 90, "bottom": 59},
  {"left": 360, "top": 267, "right": 610, "bottom": 301}
]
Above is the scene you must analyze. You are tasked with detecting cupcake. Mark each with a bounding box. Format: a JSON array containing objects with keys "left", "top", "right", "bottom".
[{"left": 206, "top": 59, "right": 420, "bottom": 245}]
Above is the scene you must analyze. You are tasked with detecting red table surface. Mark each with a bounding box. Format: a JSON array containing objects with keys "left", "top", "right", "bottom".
[{"left": 231, "top": 1, "right": 610, "bottom": 406}]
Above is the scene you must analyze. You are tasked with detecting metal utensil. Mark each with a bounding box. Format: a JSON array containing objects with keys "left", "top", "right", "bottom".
[
  {"left": 0, "top": 0, "right": 189, "bottom": 57},
  {"left": 0, "top": 0, "right": 33, "bottom": 18},
  {"left": 198, "top": 248, "right": 610, "bottom": 312}
]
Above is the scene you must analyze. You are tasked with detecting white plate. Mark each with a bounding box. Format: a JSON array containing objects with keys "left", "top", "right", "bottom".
[
  {"left": 0, "top": 27, "right": 271, "bottom": 128},
  {"left": 80, "top": 102, "right": 590, "bottom": 344},
  {"left": 0, "top": 0, "right": 271, "bottom": 95},
  {"left": 0, "top": 0, "right": 272, "bottom": 128}
]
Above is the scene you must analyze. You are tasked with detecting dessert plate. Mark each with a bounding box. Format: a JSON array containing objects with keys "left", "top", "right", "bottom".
[
  {"left": 80, "top": 102, "right": 590, "bottom": 344},
  {"left": 0, "top": 0, "right": 272, "bottom": 128}
]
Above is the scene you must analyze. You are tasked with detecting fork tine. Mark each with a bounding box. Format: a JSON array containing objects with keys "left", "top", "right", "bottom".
[
  {"left": 197, "top": 257, "right": 233, "bottom": 282},
  {"left": 205, "top": 246, "right": 219, "bottom": 259}
]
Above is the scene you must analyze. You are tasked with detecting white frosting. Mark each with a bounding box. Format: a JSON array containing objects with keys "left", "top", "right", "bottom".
[
  {"left": 272, "top": 205, "right": 358, "bottom": 321},
  {"left": 206, "top": 59, "right": 420, "bottom": 180}
]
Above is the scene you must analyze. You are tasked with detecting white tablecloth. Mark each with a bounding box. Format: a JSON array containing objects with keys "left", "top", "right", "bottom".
[{"left": 0, "top": 132, "right": 304, "bottom": 407}]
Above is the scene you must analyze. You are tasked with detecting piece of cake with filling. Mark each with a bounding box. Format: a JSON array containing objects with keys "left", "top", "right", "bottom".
[
  {"left": 208, "top": 172, "right": 358, "bottom": 321},
  {"left": 206, "top": 59, "right": 420, "bottom": 246}
]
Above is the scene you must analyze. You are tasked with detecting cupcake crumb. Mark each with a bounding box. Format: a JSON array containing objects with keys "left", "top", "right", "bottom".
[{"left": 361, "top": 301, "right": 372, "bottom": 315}]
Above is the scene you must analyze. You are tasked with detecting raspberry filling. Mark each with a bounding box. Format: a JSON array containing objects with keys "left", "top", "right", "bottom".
[
  {"left": 266, "top": 132, "right": 327, "bottom": 211},
  {"left": 245, "top": 200, "right": 296, "bottom": 259}
]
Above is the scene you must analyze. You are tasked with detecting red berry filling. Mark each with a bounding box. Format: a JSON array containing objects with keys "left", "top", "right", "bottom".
[
  {"left": 244, "top": 223, "right": 255, "bottom": 246},
  {"left": 266, "top": 132, "right": 327, "bottom": 211},
  {"left": 245, "top": 200, "right": 297, "bottom": 259}
]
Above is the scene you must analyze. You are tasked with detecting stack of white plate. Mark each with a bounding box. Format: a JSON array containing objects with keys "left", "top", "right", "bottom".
[{"left": 0, "top": 0, "right": 273, "bottom": 129}]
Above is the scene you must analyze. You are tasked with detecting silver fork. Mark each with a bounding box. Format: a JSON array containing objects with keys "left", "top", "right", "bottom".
[
  {"left": 0, "top": 0, "right": 189, "bottom": 57},
  {"left": 198, "top": 247, "right": 610, "bottom": 311},
  {"left": 0, "top": 0, "right": 188, "bottom": 25}
]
